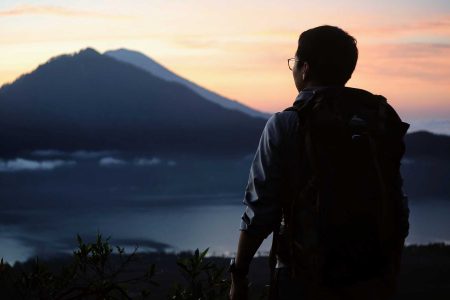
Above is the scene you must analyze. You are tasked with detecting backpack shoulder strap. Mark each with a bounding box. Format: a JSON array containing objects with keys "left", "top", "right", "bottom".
[
  {"left": 283, "top": 91, "right": 319, "bottom": 119},
  {"left": 283, "top": 91, "right": 325, "bottom": 178}
]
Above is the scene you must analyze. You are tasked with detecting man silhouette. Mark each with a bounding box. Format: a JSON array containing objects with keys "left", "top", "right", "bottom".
[{"left": 229, "top": 25, "right": 409, "bottom": 300}]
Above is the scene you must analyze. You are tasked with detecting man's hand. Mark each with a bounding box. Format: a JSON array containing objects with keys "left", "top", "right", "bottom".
[
  {"left": 230, "top": 231, "right": 265, "bottom": 299},
  {"left": 229, "top": 273, "right": 249, "bottom": 300}
]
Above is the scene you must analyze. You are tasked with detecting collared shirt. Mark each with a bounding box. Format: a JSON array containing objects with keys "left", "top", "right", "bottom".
[
  {"left": 239, "top": 90, "right": 314, "bottom": 238},
  {"left": 239, "top": 87, "right": 410, "bottom": 242}
]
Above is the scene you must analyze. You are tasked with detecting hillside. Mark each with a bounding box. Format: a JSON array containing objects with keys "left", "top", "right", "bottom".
[{"left": 0, "top": 48, "right": 266, "bottom": 157}]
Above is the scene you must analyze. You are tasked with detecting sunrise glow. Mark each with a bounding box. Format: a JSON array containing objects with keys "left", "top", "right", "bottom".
[{"left": 1, "top": 0, "right": 449, "bottom": 124}]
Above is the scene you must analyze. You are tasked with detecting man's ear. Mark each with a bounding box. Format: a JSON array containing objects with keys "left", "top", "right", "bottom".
[{"left": 302, "top": 62, "right": 309, "bottom": 80}]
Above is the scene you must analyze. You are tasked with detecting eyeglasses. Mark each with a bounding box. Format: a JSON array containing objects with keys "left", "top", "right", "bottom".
[{"left": 287, "top": 58, "right": 301, "bottom": 71}]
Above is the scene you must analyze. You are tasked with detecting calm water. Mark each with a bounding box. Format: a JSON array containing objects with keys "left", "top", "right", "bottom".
[{"left": 1, "top": 197, "right": 449, "bottom": 264}]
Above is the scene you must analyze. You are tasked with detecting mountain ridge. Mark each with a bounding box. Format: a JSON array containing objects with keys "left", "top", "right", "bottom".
[{"left": 104, "top": 48, "right": 270, "bottom": 119}]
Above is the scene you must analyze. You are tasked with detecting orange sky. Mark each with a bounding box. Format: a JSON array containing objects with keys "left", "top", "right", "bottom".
[{"left": 1, "top": 0, "right": 449, "bottom": 123}]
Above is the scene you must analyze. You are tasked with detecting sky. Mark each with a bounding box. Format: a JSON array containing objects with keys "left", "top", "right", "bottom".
[{"left": 0, "top": 0, "right": 449, "bottom": 132}]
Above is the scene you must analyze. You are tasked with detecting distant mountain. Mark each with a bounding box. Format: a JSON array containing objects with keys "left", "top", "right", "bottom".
[
  {"left": 0, "top": 48, "right": 266, "bottom": 157},
  {"left": 405, "top": 131, "right": 450, "bottom": 160},
  {"left": 402, "top": 131, "right": 450, "bottom": 199},
  {"left": 104, "top": 48, "right": 270, "bottom": 119}
]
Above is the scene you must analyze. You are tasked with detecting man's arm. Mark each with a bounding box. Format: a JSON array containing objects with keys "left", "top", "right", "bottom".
[
  {"left": 234, "top": 231, "right": 265, "bottom": 273},
  {"left": 230, "top": 112, "right": 295, "bottom": 300}
]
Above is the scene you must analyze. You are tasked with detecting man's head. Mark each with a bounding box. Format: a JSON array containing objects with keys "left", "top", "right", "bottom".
[{"left": 293, "top": 25, "right": 358, "bottom": 91}]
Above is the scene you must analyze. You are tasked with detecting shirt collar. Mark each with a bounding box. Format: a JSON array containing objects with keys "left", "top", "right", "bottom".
[{"left": 293, "top": 85, "right": 343, "bottom": 106}]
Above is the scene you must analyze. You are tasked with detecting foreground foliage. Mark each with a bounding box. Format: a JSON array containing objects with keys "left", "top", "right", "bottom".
[
  {"left": 0, "top": 234, "right": 230, "bottom": 300},
  {"left": 2, "top": 237, "right": 449, "bottom": 300},
  {"left": 170, "top": 248, "right": 229, "bottom": 300}
]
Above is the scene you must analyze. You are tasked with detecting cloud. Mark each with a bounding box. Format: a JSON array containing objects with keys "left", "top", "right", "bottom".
[
  {"left": 71, "top": 150, "right": 116, "bottom": 159},
  {"left": 0, "top": 158, "right": 76, "bottom": 172},
  {"left": 167, "top": 160, "right": 177, "bottom": 167},
  {"left": 171, "top": 33, "right": 292, "bottom": 51},
  {"left": 0, "top": 4, "right": 131, "bottom": 19},
  {"left": 366, "top": 43, "right": 450, "bottom": 59},
  {"left": 99, "top": 157, "right": 127, "bottom": 166},
  {"left": 25, "top": 154, "right": 176, "bottom": 168},
  {"left": 134, "top": 157, "right": 162, "bottom": 166},
  {"left": 133, "top": 157, "right": 177, "bottom": 167},
  {"left": 31, "top": 149, "right": 117, "bottom": 159},
  {"left": 31, "top": 150, "right": 66, "bottom": 157},
  {"left": 352, "top": 17, "right": 450, "bottom": 38},
  {"left": 358, "top": 42, "right": 450, "bottom": 82}
]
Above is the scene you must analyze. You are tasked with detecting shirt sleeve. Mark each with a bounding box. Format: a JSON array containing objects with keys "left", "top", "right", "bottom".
[
  {"left": 239, "top": 113, "right": 286, "bottom": 239},
  {"left": 396, "top": 143, "right": 410, "bottom": 240},
  {"left": 398, "top": 181, "right": 410, "bottom": 240}
]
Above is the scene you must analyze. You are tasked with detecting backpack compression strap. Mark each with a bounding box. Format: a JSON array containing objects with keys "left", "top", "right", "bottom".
[{"left": 268, "top": 92, "right": 323, "bottom": 298}]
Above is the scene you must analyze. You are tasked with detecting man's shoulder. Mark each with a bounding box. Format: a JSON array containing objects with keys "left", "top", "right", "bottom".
[
  {"left": 266, "top": 110, "right": 299, "bottom": 137},
  {"left": 273, "top": 110, "right": 299, "bottom": 123}
]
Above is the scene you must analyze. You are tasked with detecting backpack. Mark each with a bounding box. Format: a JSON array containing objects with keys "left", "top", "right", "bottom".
[{"left": 269, "top": 87, "right": 409, "bottom": 296}]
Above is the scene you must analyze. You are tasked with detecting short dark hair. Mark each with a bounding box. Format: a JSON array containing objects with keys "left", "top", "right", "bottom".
[{"left": 296, "top": 25, "right": 358, "bottom": 85}]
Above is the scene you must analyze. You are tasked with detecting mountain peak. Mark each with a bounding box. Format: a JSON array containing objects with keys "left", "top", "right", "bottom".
[
  {"left": 77, "top": 47, "right": 101, "bottom": 57},
  {"left": 43, "top": 47, "right": 101, "bottom": 66},
  {"left": 104, "top": 48, "right": 175, "bottom": 81},
  {"left": 106, "top": 48, "right": 149, "bottom": 58}
]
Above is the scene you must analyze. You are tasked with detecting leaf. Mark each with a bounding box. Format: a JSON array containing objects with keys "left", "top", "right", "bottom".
[
  {"left": 200, "top": 248, "right": 209, "bottom": 260},
  {"left": 176, "top": 261, "right": 190, "bottom": 274},
  {"left": 76, "top": 234, "right": 83, "bottom": 245}
]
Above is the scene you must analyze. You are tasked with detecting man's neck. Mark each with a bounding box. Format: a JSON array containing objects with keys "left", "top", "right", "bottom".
[
  {"left": 302, "top": 81, "right": 324, "bottom": 90},
  {"left": 301, "top": 81, "right": 345, "bottom": 91}
]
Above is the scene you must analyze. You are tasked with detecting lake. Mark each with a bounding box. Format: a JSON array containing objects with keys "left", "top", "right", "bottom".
[{"left": 1, "top": 196, "right": 449, "bottom": 264}]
